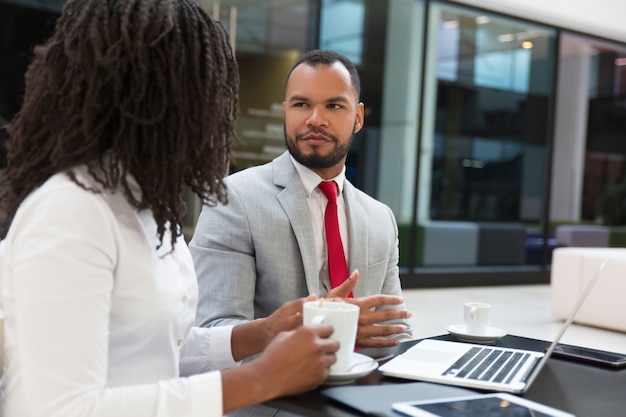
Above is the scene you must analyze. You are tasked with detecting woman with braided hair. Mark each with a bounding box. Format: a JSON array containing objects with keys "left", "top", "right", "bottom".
[{"left": 0, "top": 0, "right": 339, "bottom": 416}]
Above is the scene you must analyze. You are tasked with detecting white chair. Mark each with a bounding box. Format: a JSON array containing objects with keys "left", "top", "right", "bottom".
[
  {"left": 551, "top": 247, "right": 626, "bottom": 332},
  {"left": 554, "top": 225, "right": 610, "bottom": 247}
]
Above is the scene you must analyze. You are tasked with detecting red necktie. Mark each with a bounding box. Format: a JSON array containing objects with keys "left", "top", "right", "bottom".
[{"left": 319, "top": 181, "right": 351, "bottom": 297}]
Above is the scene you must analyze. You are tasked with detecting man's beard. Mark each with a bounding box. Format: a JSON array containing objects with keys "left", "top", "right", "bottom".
[{"left": 284, "top": 124, "right": 355, "bottom": 169}]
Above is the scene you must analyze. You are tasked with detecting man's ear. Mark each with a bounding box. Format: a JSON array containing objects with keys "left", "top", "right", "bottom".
[{"left": 354, "top": 102, "right": 365, "bottom": 133}]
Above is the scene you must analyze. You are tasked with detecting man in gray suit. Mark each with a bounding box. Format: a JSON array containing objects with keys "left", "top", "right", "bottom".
[{"left": 190, "top": 49, "right": 412, "bottom": 353}]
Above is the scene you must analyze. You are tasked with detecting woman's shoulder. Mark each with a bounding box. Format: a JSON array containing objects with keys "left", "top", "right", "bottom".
[
  {"left": 13, "top": 168, "right": 116, "bottom": 230},
  {"left": 38, "top": 166, "right": 102, "bottom": 192}
]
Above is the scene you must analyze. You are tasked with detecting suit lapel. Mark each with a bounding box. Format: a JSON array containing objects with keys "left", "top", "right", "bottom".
[
  {"left": 273, "top": 153, "right": 320, "bottom": 295},
  {"left": 343, "top": 181, "right": 368, "bottom": 297}
]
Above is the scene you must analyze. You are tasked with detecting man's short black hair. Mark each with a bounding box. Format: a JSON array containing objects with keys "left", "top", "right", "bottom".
[{"left": 286, "top": 49, "right": 361, "bottom": 100}]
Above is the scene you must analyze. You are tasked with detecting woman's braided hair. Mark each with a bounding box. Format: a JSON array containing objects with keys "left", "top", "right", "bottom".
[{"left": 1, "top": 0, "right": 239, "bottom": 248}]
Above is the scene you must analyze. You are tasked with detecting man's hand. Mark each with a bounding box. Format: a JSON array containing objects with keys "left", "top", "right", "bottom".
[
  {"left": 327, "top": 269, "right": 412, "bottom": 348},
  {"left": 327, "top": 269, "right": 359, "bottom": 298},
  {"left": 348, "top": 294, "right": 411, "bottom": 347}
]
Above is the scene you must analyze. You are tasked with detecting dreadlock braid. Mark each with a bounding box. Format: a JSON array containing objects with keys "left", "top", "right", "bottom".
[{"left": 0, "top": 0, "right": 239, "bottom": 249}]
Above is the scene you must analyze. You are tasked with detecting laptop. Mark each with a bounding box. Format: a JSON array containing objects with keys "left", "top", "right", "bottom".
[{"left": 379, "top": 257, "right": 609, "bottom": 394}]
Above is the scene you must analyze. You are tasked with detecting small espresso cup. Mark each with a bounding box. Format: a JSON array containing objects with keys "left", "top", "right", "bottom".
[
  {"left": 303, "top": 300, "right": 359, "bottom": 374},
  {"left": 464, "top": 302, "right": 491, "bottom": 335}
]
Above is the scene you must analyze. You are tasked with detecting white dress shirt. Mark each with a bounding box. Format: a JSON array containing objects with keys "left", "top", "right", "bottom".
[
  {"left": 0, "top": 168, "right": 237, "bottom": 417},
  {"left": 290, "top": 155, "right": 348, "bottom": 294}
]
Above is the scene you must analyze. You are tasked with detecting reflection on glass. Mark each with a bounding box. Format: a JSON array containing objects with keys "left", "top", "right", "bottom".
[
  {"left": 186, "top": 0, "right": 317, "bottom": 233},
  {"left": 551, "top": 33, "right": 626, "bottom": 237},
  {"left": 320, "top": 0, "right": 365, "bottom": 65},
  {"left": 406, "top": 2, "right": 557, "bottom": 268},
  {"left": 204, "top": 0, "right": 315, "bottom": 172},
  {"left": 423, "top": 3, "right": 555, "bottom": 225},
  {"left": 580, "top": 38, "right": 626, "bottom": 223}
]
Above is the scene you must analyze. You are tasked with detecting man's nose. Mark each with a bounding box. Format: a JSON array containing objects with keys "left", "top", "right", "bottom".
[{"left": 306, "top": 106, "right": 328, "bottom": 128}]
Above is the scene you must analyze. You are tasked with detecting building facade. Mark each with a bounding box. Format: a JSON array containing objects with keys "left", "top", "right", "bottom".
[{"left": 2, "top": 0, "right": 625, "bottom": 286}]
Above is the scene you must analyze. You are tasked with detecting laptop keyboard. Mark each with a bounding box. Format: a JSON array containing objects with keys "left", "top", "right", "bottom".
[{"left": 443, "top": 347, "right": 532, "bottom": 384}]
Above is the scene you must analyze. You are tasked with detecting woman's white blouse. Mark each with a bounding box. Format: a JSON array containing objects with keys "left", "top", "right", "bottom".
[{"left": 0, "top": 169, "right": 237, "bottom": 417}]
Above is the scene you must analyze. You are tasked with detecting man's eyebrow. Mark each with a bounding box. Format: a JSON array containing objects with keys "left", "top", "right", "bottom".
[
  {"left": 287, "top": 95, "right": 351, "bottom": 104},
  {"left": 287, "top": 95, "right": 310, "bottom": 102},
  {"left": 326, "top": 96, "right": 350, "bottom": 104}
]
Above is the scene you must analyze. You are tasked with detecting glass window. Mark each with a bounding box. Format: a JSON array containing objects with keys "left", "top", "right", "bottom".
[
  {"left": 552, "top": 33, "right": 626, "bottom": 228},
  {"left": 413, "top": 2, "right": 557, "bottom": 268}
]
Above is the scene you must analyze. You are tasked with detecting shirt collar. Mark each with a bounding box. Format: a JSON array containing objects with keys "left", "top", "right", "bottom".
[{"left": 289, "top": 154, "right": 346, "bottom": 198}]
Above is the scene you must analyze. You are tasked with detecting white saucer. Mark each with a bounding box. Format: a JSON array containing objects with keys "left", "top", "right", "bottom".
[
  {"left": 446, "top": 324, "right": 507, "bottom": 344},
  {"left": 324, "top": 352, "right": 378, "bottom": 385}
]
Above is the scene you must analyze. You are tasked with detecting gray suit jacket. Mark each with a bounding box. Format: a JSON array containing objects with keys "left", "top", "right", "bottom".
[{"left": 190, "top": 151, "right": 411, "bottom": 338}]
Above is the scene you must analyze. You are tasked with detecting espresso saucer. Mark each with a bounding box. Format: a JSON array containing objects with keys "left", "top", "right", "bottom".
[
  {"left": 324, "top": 352, "right": 378, "bottom": 385},
  {"left": 446, "top": 324, "right": 506, "bottom": 344}
]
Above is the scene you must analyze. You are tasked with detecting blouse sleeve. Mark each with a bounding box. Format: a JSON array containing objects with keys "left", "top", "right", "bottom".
[{"left": 180, "top": 325, "right": 238, "bottom": 376}]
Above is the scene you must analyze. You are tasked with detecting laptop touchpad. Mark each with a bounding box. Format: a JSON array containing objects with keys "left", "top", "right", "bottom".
[{"left": 404, "top": 348, "right": 458, "bottom": 364}]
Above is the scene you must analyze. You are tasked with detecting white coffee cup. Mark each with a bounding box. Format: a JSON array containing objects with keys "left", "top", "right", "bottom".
[
  {"left": 464, "top": 302, "right": 491, "bottom": 335},
  {"left": 303, "top": 300, "right": 359, "bottom": 374}
]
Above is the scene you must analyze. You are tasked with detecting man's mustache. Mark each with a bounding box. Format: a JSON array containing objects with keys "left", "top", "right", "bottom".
[{"left": 297, "top": 129, "right": 335, "bottom": 141}]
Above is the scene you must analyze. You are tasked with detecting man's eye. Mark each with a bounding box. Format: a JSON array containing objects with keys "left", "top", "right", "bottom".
[{"left": 328, "top": 104, "right": 343, "bottom": 109}]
